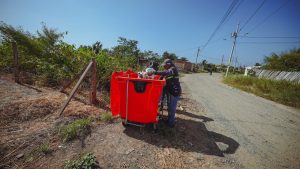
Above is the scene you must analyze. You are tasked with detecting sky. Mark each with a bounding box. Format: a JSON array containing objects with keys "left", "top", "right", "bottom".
[{"left": 0, "top": 0, "right": 300, "bottom": 66}]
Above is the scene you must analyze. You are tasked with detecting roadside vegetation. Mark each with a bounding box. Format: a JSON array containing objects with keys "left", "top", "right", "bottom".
[
  {"left": 58, "top": 118, "right": 92, "bottom": 142},
  {"left": 65, "top": 152, "right": 98, "bottom": 169},
  {"left": 100, "top": 112, "right": 113, "bottom": 122},
  {"left": 262, "top": 48, "right": 300, "bottom": 71},
  {"left": 0, "top": 22, "right": 190, "bottom": 91},
  {"left": 224, "top": 75, "right": 300, "bottom": 108}
]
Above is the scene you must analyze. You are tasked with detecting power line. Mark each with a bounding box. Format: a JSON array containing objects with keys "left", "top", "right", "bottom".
[
  {"left": 239, "top": 0, "right": 267, "bottom": 32},
  {"left": 209, "top": 33, "right": 232, "bottom": 44},
  {"left": 192, "top": 0, "right": 241, "bottom": 63},
  {"left": 223, "top": 0, "right": 245, "bottom": 25},
  {"left": 195, "top": 47, "right": 200, "bottom": 64},
  {"left": 239, "top": 36, "right": 300, "bottom": 39},
  {"left": 202, "top": 0, "right": 240, "bottom": 50},
  {"left": 246, "top": 0, "right": 290, "bottom": 34},
  {"left": 238, "top": 41, "right": 300, "bottom": 44}
]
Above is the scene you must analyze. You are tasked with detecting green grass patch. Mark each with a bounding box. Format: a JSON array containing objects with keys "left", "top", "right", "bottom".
[
  {"left": 100, "top": 112, "right": 113, "bottom": 122},
  {"left": 223, "top": 75, "right": 300, "bottom": 108},
  {"left": 66, "top": 152, "right": 98, "bottom": 169},
  {"left": 35, "top": 142, "right": 51, "bottom": 155},
  {"left": 24, "top": 142, "right": 51, "bottom": 163},
  {"left": 58, "top": 118, "right": 92, "bottom": 142}
]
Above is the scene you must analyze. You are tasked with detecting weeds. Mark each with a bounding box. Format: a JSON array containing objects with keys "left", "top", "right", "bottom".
[
  {"left": 36, "top": 143, "right": 51, "bottom": 155},
  {"left": 100, "top": 112, "right": 113, "bottom": 122},
  {"left": 66, "top": 152, "right": 98, "bottom": 169},
  {"left": 24, "top": 142, "right": 51, "bottom": 163},
  {"left": 224, "top": 75, "right": 300, "bottom": 108},
  {"left": 58, "top": 118, "right": 92, "bottom": 142}
]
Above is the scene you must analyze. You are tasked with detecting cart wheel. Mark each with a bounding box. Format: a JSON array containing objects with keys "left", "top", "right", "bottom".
[
  {"left": 122, "top": 121, "right": 128, "bottom": 127},
  {"left": 153, "top": 124, "right": 158, "bottom": 133}
]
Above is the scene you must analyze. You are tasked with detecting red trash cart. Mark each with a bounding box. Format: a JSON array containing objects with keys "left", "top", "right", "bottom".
[{"left": 110, "top": 71, "right": 165, "bottom": 127}]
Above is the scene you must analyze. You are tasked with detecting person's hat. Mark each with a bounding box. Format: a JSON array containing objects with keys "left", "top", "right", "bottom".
[{"left": 161, "top": 59, "right": 172, "bottom": 66}]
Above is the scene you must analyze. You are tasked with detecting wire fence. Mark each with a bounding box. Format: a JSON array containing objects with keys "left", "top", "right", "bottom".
[{"left": 253, "top": 69, "right": 300, "bottom": 84}]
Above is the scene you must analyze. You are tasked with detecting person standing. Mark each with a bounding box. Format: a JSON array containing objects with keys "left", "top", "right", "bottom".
[{"left": 156, "top": 59, "right": 181, "bottom": 127}]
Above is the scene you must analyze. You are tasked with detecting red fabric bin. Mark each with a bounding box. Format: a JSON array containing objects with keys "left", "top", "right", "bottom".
[{"left": 110, "top": 71, "right": 165, "bottom": 124}]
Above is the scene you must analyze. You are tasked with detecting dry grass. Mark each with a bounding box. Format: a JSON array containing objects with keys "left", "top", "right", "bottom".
[{"left": 0, "top": 79, "right": 107, "bottom": 168}]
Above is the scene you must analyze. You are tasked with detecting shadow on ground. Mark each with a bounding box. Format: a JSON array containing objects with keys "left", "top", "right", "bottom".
[{"left": 123, "top": 111, "right": 239, "bottom": 157}]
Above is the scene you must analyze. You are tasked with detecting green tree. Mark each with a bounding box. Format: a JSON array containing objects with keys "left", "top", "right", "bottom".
[
  {"left": 92, "top": 41, "right": 102, "bottom": 54},
  {"left": 255, "top": 63, "right": 261, "bottom": 66},
  {"left": 112, "top": 37, "right": 139, "bottom": 58},
  {"left": 162, "top": 51, "right": 177, "bottom": 60},
  {"left": 263, "top": 48, "right": 300, "bottom": 71},
  {"left": 179, "top": 57, "right": 188, "bottom": 62}
]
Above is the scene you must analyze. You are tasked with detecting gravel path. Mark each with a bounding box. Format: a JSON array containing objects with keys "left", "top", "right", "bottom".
[{"left": 182, "top": 73, "right": 300, "bottom": 169}]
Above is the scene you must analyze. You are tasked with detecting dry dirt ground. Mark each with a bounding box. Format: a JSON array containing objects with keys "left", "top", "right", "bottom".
[{"left": 0, "top": 75, "right": 241, "bottom": 169}]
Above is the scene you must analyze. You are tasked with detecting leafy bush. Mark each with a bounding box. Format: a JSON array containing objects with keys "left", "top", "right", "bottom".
[
  {"left": 224, "top": 75, "right": 300, "bottom": 108},
  {"left": 58, "top": 118, "right": 92, "bottom": 142},
  {"left": 66, "top": 152, "right": 98, "bottom": 169}
]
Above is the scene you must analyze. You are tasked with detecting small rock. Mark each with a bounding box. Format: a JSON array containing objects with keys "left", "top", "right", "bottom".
[
  {"left": 16, "top": 153, "right": 24, "bottom": 159},
  {"left": 58, "top": 145, "right": 66, "bottom": 149},
  {"left": 193, "top": 153, "right": 204, "bottom": 161},
  {"left": 188, "top": 142, "right": 193, "bottom": 146},
  {"left": 179, "top": 106, "right": 184, "bottom": 111},
  {"left": 125, "top": 148, "right": 134, "bottom": 155},
  {"left": 184, "top": 158, "right": 193, "bottom": 164},
  {"left": 289, "top": 120, "right": 295, "bottom": 124},
  {"left": 216, "top": 142, "right": 229, "bottom": 152}
]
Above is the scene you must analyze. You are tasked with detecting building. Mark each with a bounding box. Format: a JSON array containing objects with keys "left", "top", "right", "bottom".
[{"left": 174, "top": 60, "right": 193, "bottom": 72}]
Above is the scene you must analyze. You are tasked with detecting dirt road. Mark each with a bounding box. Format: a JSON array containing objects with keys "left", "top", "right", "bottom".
[{"left": 182, "top": 73, "right": 300, "bottom": 169}]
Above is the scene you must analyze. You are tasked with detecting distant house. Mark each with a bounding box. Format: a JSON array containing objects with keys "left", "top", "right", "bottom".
[
  {"left": 244, "top": 66, "right": 261, "bottom": 76},
  {"left": 174, "top": 60, "right": 193, "bottom": 72},
  {"left": 138, "top": 59, "right": 150, "bottom": 68}
]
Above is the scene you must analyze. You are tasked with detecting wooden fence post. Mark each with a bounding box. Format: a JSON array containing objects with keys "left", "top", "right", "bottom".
[
  {"left": 59, "top": 61, "right": 94, "bottom": 116},
  {"left": 12, "top": 42, "right": 20, "bottom": 83},
  {"left": 90, "top": 58, "right": 98, "bottom": 105}
]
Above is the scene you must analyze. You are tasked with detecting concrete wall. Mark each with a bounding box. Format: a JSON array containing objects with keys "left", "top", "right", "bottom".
[{"left": 174, "top": 60, "right": 193, "bottom": 72}]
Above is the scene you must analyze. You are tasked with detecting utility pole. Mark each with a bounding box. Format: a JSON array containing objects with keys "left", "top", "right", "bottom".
[
  {"left": 221, "top": 55, "right": 224, "bottom": 65},
  {"left": 234, "top": 56, "right": 238, "bottom": 68},
  {"left": 195, "top": 47, "right": 200, "bottom": 64},
  {"left": 225, "top": 23, "right": 240, "bottom": 77}
]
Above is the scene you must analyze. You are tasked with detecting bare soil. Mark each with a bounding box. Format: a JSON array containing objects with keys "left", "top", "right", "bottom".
[{"left": 0, "top": 75, "right": 241, "bottom": 169}]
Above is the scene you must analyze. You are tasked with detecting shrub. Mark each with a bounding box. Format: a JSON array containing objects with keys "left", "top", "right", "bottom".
[
  {"left": 58, "top": 118, "right": 92, "bottom": 142},
  {"left": 66, "top": 152, "right": 98, "bottom": 169}
]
